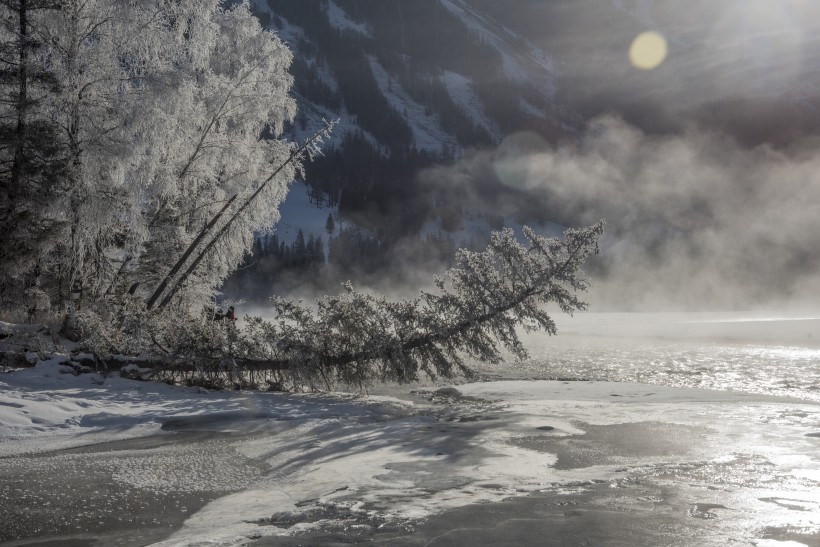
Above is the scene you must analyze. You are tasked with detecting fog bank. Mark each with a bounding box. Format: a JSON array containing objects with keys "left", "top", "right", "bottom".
[{"left": 431, "top": 116, "right": 820, "bottom": 311}]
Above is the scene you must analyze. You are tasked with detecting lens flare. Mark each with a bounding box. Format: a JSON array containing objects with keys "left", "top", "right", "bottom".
[
  {"left": 629, "top": 31, "right": 669, "bottom": 70},
  {"left": 493, "top": 131, "right": 549, "bottom": 191}
]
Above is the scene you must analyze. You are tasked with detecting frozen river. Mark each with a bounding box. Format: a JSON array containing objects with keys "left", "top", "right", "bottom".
[{"left": 1, "top": 312, "right": 819, "bottom": 546}]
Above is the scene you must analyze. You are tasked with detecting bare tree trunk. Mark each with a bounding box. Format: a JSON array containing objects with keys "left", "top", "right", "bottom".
[
  {"left": 145, "top": 195, "right": 238, "bottom": 309},
  {"left": 154, "top": 120, "right": 335, "bottom": 310}
]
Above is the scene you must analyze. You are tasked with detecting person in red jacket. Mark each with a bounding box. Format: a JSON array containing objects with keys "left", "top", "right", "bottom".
[{"left": 226, "top": 306, "right": 236, "bottom": 322}]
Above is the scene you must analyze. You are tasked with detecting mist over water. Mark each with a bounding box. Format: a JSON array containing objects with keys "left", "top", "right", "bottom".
[
  {"left": 241, "top": 116, "right": 820, "bottom": 332},
  {"left": 443, "top": 1, "right": 820, "bottom": 311},
  {"left": 423, "top": 115, "right": 820, "bottom": 312}
]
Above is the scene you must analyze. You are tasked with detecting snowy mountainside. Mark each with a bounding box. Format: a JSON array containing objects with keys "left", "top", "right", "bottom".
[
  {"left": 439, "top": 0, "right": 559, "bottom": 91},
  {"left": 252, "top": 0, "right": 579, "bottom": 151},
  {"left": 366, "top": 55, "right": 460, "bottom": 153},
  {"left": 440, "top": 70, "right": 500, "bottom": 139},
  {"left": 243, "top": 0, "right": 579, "bottom": 259},
  {"left": 325, "top": 0, "right": 372, "bottom": 36},
  {"left": 250, "top": 2, "right": 381, "bottom": 151}
]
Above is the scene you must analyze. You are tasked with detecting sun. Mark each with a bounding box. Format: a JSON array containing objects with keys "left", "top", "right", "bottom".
[{"left": 629, "top": 31, "right": 668, "bottom": 70}]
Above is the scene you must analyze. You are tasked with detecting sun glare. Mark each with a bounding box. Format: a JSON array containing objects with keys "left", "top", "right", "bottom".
[{"left": 629, "top": 31, "right": 668, "bottom": 70}]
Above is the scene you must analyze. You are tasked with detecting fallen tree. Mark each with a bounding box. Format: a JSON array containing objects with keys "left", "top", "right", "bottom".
[
  {"left": 5, "top": 222, "right": 604, "bottom": 391},
  {"left": 227, "top": 221, "right": 605, "bottom": 390}
]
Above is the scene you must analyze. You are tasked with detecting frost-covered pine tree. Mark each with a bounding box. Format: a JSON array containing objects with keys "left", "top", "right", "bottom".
[{"left": 232, "top": 222, "right": 605, "bottom": 390}]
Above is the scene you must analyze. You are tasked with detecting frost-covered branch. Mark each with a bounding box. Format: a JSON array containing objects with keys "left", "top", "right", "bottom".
[{"left": 145, "top": 195, "right": 238, "bottom": 310}]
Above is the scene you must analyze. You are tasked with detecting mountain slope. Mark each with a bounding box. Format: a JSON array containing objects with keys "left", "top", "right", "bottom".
[
  {"left": 252, "top": 0, "right": 579, "bottom": 149},
  {"left": 245, "top": 0, "right": 583, "bottom": 240}
]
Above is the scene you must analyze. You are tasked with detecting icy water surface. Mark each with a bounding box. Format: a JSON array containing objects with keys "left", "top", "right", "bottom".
[{"left": 503, "top": 313, "right": 820, "bottom": 403}]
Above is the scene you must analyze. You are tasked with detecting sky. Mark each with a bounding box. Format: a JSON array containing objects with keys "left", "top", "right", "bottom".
[
  {"left": 525, "top": 0, "right": 820, "bottom": 144},
  {"left": 425, "top": 0, "right": 820, "bottom": 311}
]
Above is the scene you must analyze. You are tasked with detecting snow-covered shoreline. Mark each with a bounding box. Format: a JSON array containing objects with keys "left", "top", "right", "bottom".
[{"left": 2, "top": 360, "right": 819, "bottom": 546}]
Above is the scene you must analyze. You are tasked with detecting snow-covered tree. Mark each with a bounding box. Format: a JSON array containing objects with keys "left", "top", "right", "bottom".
[
  {"left": 0, "top": 0, "right": 297, "bottom": 318},
  {"left": 34, "top": 0, "right": 147, "bottom": 305},
  {"left": 94, "top": 222, "right": 602, "bottom": 390},
  {"left": 125, "top": 0, "right": 297, "bottom": 308}
]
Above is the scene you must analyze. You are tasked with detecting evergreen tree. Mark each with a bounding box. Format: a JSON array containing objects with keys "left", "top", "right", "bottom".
[
  {"left": 293, "top": 229, "right": 307, "bottom": 267},
  {"left": 240, "top": 222, "right": 605, "bottom": 388},
  {"left": 0, "top": 0, "right": 67, "bottom": 313},
  {"left": 252, "top": 237, "right": 265, "bottom": 258},
  {"left": 305, "top": 233, "right": 316, "bottom": 265},
  {"left": 313, "top": 236, "right": 325, "bottom": 266},
  {"left": 270, "top": 234, "right": 280, "bottom": 258}
]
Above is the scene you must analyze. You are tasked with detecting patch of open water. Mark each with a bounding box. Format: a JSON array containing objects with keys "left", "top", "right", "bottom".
[{"left": 495, "top": 313, "right": 820, "bottom": 403}]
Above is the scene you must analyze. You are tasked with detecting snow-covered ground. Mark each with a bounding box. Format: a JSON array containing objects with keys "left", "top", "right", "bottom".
[{"left": 2, "top": 317, "right": 820, "bottom": 546}]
